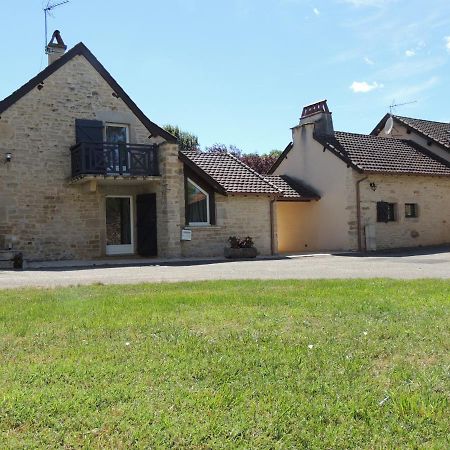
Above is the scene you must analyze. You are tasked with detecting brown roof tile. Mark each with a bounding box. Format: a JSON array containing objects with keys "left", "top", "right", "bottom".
[
  {"left": 394, "top": 115, "right": 450, "bottom": 149},
  {"left": 315, "top": 131, "right": 450, "bottom": 176},
  {"left": 180, "top": 150, "right": 281, "bottom": 194},
  {"left": 264, "top": 175, "right": 320, "bottom": 200}
]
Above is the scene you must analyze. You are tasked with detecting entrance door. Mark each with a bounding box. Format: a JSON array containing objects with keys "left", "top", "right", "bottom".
[
  {"left": 106, "top": 196, "right": 134, "bottom": 255},
  {"left": 136, "top": 194, "right": 157, "bottom": 257}
]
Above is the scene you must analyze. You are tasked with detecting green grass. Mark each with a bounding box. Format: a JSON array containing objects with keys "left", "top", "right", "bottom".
[{"left": 0, "top": 280, "right": 449, "bottom": 449}]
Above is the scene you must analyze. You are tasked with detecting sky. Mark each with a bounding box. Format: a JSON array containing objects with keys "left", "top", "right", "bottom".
[{"left": 1, "top": 0, "right": 449, "bottom": 153}]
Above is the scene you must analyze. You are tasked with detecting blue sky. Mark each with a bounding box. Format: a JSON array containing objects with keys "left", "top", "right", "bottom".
[{"left": 1, "top": 0, "right": 450, "bottom": 153}]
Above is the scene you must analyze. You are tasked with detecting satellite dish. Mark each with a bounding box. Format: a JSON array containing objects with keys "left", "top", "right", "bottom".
[{"left": 384, "top": 116, "right": 394, "bottom": 134}]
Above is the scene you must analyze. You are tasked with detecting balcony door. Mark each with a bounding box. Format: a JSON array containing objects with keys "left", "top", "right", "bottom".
[
  {"left": 105, "top": 124, "right": 129, "bottom": 173},
  {"left": 105, "top": 196, "right": 134, "bottom": 255}
]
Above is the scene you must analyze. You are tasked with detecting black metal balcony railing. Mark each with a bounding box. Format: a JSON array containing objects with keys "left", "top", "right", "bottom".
[{"left": 70, "top": 142, "right": 160, "bottom": 178}]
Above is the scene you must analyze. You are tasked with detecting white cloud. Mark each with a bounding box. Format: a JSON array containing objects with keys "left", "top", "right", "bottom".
[
  {"left": 364, "top": 56, "right": 375, "bottom": 65},
  {"left": 313, "top": 7, "right": 320, "bottom": 15},
  {"left": 445, "top": 36, "right": 450, "bottom": 52},
  {"left": 405, "top": 49, "right": 416, "bottom": 57},
  {"left": 350, "top": 81, "right": 384, "bottom": 93}
]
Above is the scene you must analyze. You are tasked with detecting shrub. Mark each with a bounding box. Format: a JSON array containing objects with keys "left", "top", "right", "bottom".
[{"left": 228, "top": 236, "right": 254, "bottom": 249}]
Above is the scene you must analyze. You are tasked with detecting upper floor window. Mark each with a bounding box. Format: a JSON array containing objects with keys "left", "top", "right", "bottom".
[
  {"left": 187, "top": 178, "right": 210, "bottom": 226},
  {"left": 377, "top": 201, "right": 396, "bottom": 223},
  {"left": 105, "top": 123, "right": 129, "bottom": 144},
  {"left": 405, "top": 203, "right": 418, "bottom": 218}
]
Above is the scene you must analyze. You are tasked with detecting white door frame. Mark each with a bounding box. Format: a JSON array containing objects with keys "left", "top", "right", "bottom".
[{"left": 105, "top": 195, "right": 134, "bottom": 256}]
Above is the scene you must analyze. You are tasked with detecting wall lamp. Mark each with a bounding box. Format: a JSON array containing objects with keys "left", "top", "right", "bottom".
[
  {"left": 5, "top": 152, "right": 12, "bottom": 163},
  {"left": 369, "top": 182, "right": 377, "bottom": 191}
]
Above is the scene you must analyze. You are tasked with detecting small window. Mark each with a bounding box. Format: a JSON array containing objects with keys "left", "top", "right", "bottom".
[
  {"left": 105, "top": 123, "right": 129, "bottom": 144},
  {"left": 405, "top": 203, "right": 418, "bottom": 218},
  {"left": 187, "top": 178, "right": 210, "bottom": 225},
  {"left": 377, "top": 201, "right": 396, "bottom": 223}
]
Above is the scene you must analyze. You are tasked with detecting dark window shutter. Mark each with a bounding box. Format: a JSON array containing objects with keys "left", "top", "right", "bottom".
[
  {"left": 75, "top": 119, "right": 104, "bottom": 143},
  {"left": 377, "top": 201, "right": 389, "bottom": 223}
]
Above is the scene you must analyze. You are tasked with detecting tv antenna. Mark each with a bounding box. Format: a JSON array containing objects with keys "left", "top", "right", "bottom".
[
  {"left": 389, "top": 99, "right": 417, "bottom": 115},
  {"left": 44, "top": 1, "right": 69, "bottom": 54}
]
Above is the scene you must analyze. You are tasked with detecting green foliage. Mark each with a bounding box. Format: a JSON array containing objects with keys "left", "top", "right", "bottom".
[
  {"left": 163, "top": 124, "right": 200, "bottom": 152},
  {"left": 2, "top": 280, "right": 448, "bottom": 448}
]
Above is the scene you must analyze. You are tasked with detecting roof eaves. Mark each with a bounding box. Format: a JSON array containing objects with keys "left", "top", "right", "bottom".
[
  {"left": 371, "top": 114, "right": 450, "bottom": 150},
  {"left": 313, "top": 132, "right": 364, "bottom": 173},
  {"left": 405, "top": 139, "right": 450, "bottom": 168},
  {"left": 394, "top": 116, "right": 450, "bottom": 150},
  {"left": 267, "top": 142, "right": 293, "bottom": 175},
  {"left": 280, "top": 175, "right": 321, "bottom": 200}
]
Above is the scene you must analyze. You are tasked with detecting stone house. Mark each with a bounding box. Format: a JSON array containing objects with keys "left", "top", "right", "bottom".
[
  {"left": 1, "top": 33, "right": 449, "bottom": 264},
  {"left": 0, "top": 32, "right": 312, "bottom": 263},
  {"left": 269, "top": 100, "right": 450, "bottom": 252}
]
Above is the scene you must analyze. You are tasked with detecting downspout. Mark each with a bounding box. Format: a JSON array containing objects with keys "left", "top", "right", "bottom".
[
  {"left": 356, "top": 176, "right": 368, "bottom": 252},
  {"left": 270, "top": 198, "right": 276, "bottom": 255}
]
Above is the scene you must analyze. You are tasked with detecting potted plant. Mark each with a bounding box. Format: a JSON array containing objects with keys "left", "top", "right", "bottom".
[{"left": 224, "top": 236, "right": 258, "bottom": 259}]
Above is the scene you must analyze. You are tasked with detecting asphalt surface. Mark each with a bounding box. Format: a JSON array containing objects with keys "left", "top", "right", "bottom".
[{"left": 0, "top": 249, "right": 449, "bottom": 289}]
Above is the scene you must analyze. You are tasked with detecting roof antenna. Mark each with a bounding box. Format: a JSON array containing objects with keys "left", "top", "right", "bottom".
[
  {"left": 383, "top": 99, "right": 418, "bottom": 135},
  {"left": 44, "top": 1, "right": 69, "bottom": 54},
  {"left": 389, "top": 99, "right": 417, "bottom": 115}
]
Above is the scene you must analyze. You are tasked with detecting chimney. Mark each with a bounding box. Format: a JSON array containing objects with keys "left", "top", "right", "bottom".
[
  {"left": 46, "top": 30, "right": 67, "bottom": 65},
  {"left": 299, "top": 100, "right": 334, "bottom": 135}
]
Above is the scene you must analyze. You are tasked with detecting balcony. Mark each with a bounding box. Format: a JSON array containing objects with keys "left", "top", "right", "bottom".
[{"left": 70, "top": 142, "right": 160, "bottom": 180}]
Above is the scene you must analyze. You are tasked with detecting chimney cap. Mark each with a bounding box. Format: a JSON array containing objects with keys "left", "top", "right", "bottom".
[
  {"left": 301, "top": 100, "right": 330, "bottom": 119},
  {"left": 47, "top": 30, "right": 67, "bottom": 50}
]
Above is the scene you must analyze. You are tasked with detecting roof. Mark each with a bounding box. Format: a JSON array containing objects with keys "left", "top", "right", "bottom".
[
  {"left": 315, "top": 131, "right": 450, "bottom": 176},
  {"left": 264, "top": 175, "right": 320, "bottom": 201},
  {"left": 372, "top": 114, "right": 450, "bottom": 151},
  {"left": 0, "top": 42, "right": 176, "bottom": 143},
  {"left": 179, "top": 150, "right": 281, "bottom": 195}
]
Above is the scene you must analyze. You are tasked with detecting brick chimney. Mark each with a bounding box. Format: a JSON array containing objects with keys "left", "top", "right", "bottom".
[
  {"left": 47, "top": 30, "right": 67, "bottom": 65},
  {"left": 299, "top": 100, "right": 334, "bottom": 135}
]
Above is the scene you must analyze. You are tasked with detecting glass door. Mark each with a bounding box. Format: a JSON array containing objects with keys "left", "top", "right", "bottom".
[
  {"left": 106, "top": 196, "right": 134, "bottom": 255},
  {"left": 105, "top": 124, "right": 129, "bottom": 173}
]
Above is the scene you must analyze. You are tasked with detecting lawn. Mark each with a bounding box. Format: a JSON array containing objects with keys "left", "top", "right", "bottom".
[{"left": 0, "top": 280, "right": 449, "bottom": 449}]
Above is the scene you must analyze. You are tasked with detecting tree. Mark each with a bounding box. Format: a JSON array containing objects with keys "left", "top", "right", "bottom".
[
  {"left": 205, "top": 144, "right": 280, "bottom": 174},
  {"left": 163, "top": 125, "right": 200, "bottom": 152}
]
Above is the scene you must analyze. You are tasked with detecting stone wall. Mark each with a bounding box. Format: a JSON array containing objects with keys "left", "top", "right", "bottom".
[
  {"left": 0, "top": 54, "right": 175, "bottom": 261},
  {"left": 181, "top": 195, "right": 273, "bottom": 258},
  {"left": 351, "top": 173, "right": 450, "bottom": 250}
]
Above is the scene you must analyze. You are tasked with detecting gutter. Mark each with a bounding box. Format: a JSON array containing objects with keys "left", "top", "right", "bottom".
[{"left": 356, "top": 176, "right": 368, "bottom": 252}]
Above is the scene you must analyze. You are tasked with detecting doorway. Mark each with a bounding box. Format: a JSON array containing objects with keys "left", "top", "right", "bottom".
[{"left": 105, "top": 196, "right": 134, "bottom": 255}]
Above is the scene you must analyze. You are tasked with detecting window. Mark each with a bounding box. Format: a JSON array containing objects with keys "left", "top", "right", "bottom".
[
  {"left": 105, "top": 124, "right": 129, "bottom": 144},
  {"left": 377, "top": 201, "right": 396, "bottom": 223},
  {"left": 187, "top": 178, "right": 210, "bottom": 225},
  {"left": 105, "top": 123, "right": 129, "bottom": 173},
  {"left": 405, "top": 203, "right": 418, "bottom": 218}
]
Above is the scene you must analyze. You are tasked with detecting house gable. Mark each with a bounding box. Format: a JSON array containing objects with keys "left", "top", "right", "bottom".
[
  {"left": 371, "top": 114, "right": 450, "bottom": 163},
  {"left": 0, "top": 42, "right": 176, "bottom": 143}
]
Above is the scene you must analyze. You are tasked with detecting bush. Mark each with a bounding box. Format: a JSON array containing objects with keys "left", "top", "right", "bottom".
[{"left": 228, "top": 236, "right": 254, "bottom": 249}]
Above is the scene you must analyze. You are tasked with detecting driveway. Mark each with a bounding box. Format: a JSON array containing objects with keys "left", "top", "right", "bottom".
[{"left": 1, "top": 248, "right": 449, "bottom": 289}]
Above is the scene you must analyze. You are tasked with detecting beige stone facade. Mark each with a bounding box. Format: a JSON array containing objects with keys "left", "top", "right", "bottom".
[
  {"left": 0, "top": 52, "right": 274, "bottom": 261},
  {"left": 272, "top": 106, "right": 450, "bottom": 253},
  {"left": 355, "top": 173, "right": 450, "bottom": 250},
  {"left": 181, "top": 195, "right": 273, "bottom": 258}
]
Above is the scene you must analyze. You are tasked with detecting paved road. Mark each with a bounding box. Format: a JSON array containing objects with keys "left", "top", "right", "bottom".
[{"left": 1, "top": 250, "right": 449, "bottom": 289}]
